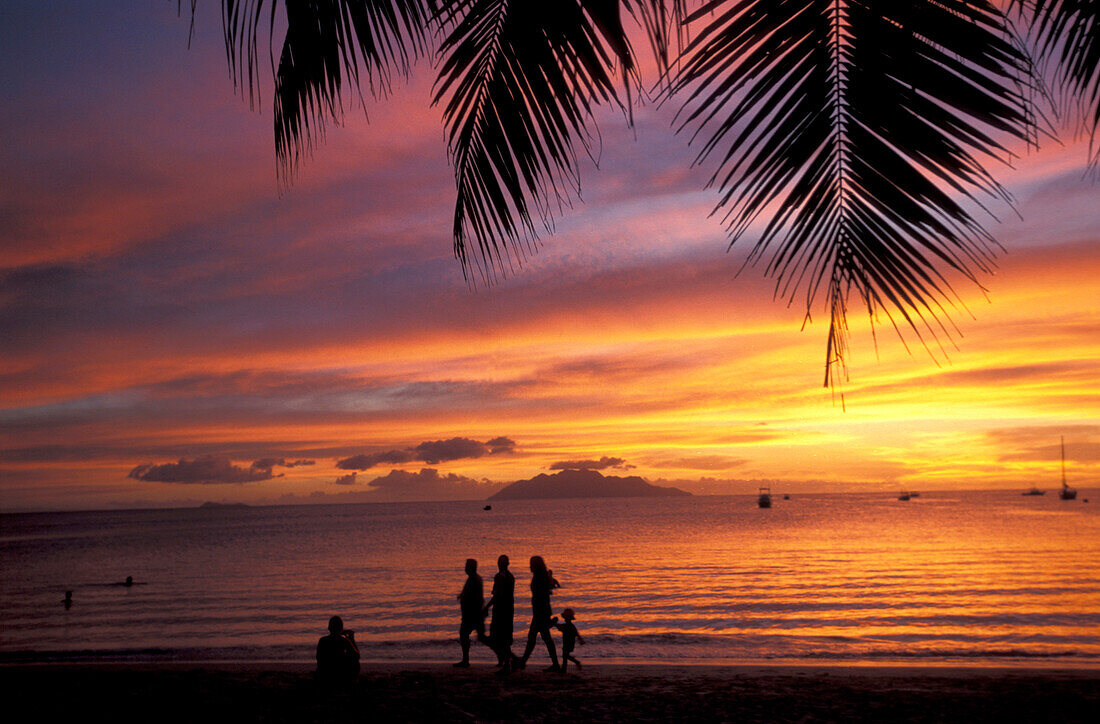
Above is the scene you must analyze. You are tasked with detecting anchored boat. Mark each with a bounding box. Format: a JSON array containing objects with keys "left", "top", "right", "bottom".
[{"left": 757, "top": 487, "right": 772, "bottom": 508}]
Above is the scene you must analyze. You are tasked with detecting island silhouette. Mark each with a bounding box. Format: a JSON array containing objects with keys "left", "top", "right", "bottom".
[{"left": 488, "top": 469, "right": 690, "bottom": 501}]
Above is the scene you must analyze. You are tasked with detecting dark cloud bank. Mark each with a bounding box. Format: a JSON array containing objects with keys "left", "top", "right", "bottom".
[
  {"left": 336, "top": 436, "right": 515, "bottom": 470},
  {"left": 548, "top": 456, "right": 634, "bottom": 471},
  {"left": 296, "top": 468, "right": 503, "bottom": 504},
  {"left": 128, "top": 456, "right": 315, "bottom": 484}
]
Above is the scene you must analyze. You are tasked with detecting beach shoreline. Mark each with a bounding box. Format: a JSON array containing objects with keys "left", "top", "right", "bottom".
[{"left": 8, "top": 662, "right": 1098, "bottom": 722}]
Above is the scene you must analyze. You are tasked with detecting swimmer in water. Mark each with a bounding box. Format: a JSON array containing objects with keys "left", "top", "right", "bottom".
[{"left": 62, "top": 591, "right": 72, "bottom": 609}]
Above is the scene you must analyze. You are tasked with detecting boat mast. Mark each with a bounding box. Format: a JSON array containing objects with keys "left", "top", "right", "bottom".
[{"left": 1062, "top": 436, "right": 1067, "bottom": 489}]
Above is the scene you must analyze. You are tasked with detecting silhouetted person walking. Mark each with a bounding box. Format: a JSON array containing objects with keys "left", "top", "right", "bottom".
[
  {"left": 484, "top": 554, "right": 515, "bottom": 672},
  {"left": 316, "top": 615, "right": 360, "bottom": 688},
  {"left": 517, "top": 555, "right": 560, "bottom": 672},
  {"left": 553, "top": 608, "right": 585, "bottom": 672},
  {"left": 455, "top": 558, "right": 486, "bottom": 667}
]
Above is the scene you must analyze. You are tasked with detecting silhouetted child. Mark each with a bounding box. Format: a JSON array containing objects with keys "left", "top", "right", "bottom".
[
  {"left": 316, "top": 615, "right": 360, "bottom": 688},
  {"left": 455, "top": 558, "right": 487, "bottom": 667},
  {"left": 62, "top": 591, "right": 72, "bottom": 610},
  {"left": 552, "top": 608, "right": 585, "bottom": 672}
]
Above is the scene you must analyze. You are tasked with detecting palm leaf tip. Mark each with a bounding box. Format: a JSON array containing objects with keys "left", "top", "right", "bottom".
[
  {"left": 1024, "top": 0, "right": 1100, "bottom": 166},
  {"left": 673, "top": 0, "right": 1031, "bottom": 388},
  {"left": 432, "top": 0, "right": 635, "bottom": 280},
  {"left": 220, "top": 0, "right": 433, "bottom": 180}
]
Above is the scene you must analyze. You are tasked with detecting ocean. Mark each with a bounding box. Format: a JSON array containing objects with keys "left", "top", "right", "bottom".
[{"left": 2, "top": 491, "right": 1098, "bottom": 667}]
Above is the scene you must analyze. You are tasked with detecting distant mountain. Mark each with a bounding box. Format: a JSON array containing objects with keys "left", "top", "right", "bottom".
[{"left": 488, "top": 469, "right": 690, "bottom": 501}]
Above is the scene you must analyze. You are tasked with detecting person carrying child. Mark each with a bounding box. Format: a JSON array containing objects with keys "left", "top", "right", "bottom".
[{"left": 552, "top": 608, "right": 585, "bottom": 672}]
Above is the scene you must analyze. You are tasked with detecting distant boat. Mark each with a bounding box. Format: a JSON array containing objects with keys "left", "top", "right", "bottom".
[
  {"left": 1059, "top": 437, "right": 1077, "bottom": 500},
  {"left": 783, "top": 494, "right": 790, "bottom": 501},
  {"left": 1022, "top": 486, "right": 1045, "bottom": 496},
  {"left": 483, "top": 504, "right": 492, "bottom": 511},
  {"left": 757, "top": 487, "right": 772, "bottom": 509},
  {"left": 909, "top": 492, "right": 920, "bottom": 498},
  {"left": 898, "top": 492, "right": 911, "bottom": 501}
]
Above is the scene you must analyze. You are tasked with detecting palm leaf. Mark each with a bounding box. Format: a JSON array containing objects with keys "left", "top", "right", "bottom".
[
  {"left": 621, "top": 0, "right": 691, "bottom": 78},
  {"left": 672, "top": 0, "right": 1031, "bottom": 387},
  {"left": 432, "top": 0, "right": 634, "bottom": 279},
  {"left": 1023, "top": 0, "right": 1100, "bottom": 166},
  {"left": 221, "top": 0, "right": 433, "bottom": 179}
]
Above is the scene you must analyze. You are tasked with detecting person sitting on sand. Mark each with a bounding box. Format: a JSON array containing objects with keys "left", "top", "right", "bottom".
[
  {"left": 552, "top": 608, "right": 585, "bottom": 672},
  {"left": 516, "top": 555, "right": 561, "bottom": 672},
  {"left": 316, "top": 615, "right": 360, "bottom": 687},
  {"left": 484, "top": 554, "right": 515, "bottom": 673},
  {"left": 455, "top": 558, "right": 488, "bottom": 667}
]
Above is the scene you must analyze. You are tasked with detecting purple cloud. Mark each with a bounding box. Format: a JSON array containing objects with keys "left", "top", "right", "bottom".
[
  {"left": 336, "top": 449, "right": 417, "bottom": 470},
  {"left": 252, "top": 457, "right": 315, "bottom": 471},
  {"left": 336, "top": 436, "right": 516, "bottom": 470},
  {"left": 414, "top": 437, "right": 490, "bottom": 464},
  {"left": 549, "top": 456, "right": 634, "bottom": 471},
  {"left": 486, "top": 436, "right": 516, "bottom": 454},
  {"left": 333, "top": 472, "right": 357, "bottom": 486},
  {"left": 128, "top": 456, "right": 276, "bottom": 484}
]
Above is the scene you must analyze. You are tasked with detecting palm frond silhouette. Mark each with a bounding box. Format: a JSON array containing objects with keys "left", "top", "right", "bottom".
[
  {"left": 673, "top": 1, "right": 1029, "bottom": 385},
  {"left": 1017, "top": 0, "right": 1100, "bottom": 167},
  {"left": 432, "top": 0, "right": 631, "bottom": 277},
  {"left": 210, "top": 1, "right": 1096, "bottom": 388}
]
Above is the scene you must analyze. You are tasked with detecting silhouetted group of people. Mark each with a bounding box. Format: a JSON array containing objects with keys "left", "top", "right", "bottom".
[
  {"left": 316, "top": 554, "right": 585, "bottom": 687},
  {"left": 456, "top": 554, "right": 584, "bottom": 674}
]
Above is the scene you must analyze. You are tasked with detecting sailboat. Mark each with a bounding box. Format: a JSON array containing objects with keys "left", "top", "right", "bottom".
[{"left": 1059, "top": 437, "right": 1077, "bottom": 500}]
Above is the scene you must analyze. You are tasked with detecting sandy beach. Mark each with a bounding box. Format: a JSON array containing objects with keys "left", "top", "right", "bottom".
[{"left": 5, "top": 662, "right": 1098, "bottom": 722}]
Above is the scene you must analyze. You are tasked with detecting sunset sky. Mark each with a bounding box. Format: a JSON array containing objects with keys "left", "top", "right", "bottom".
[{"left": 2, "top": 2, "right": 1098, "bottom": 512}]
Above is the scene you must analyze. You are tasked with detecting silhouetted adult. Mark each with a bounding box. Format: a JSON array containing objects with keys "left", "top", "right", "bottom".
[
  {"left": 518, "top": 555, "right": 560, "bottom": 672},
  {"left": 484, "top": 554, "right": 515, "bottom": 672},
  {"left": 455, "top": 558, "right": 486, "bottom": 667},
  {"left": 316, "top": 615, "right": 360, "bottom": 687}
]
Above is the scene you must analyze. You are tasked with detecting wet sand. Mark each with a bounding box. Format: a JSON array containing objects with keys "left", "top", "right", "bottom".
[{"left": 5, "top": 662, "right": 1098, "bottom": 722}]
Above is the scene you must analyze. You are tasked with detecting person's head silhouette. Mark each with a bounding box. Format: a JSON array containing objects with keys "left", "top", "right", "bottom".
[
  {"left": 328, "top": 615, "right": 344, "bottom": 635},
  {"left": 465, "top": 558, "right": 478, "bottom": 575},
  {"left": 530, "top": 555, "right": 547, "bottom": 575},
  {"left": 498, "top": 554, "right": 509, "bottom": 571}
]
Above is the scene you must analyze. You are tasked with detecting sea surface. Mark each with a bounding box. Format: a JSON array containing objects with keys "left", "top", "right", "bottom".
[{"left": 2, "top": 491, "right": 1099, "bottom": 667}]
